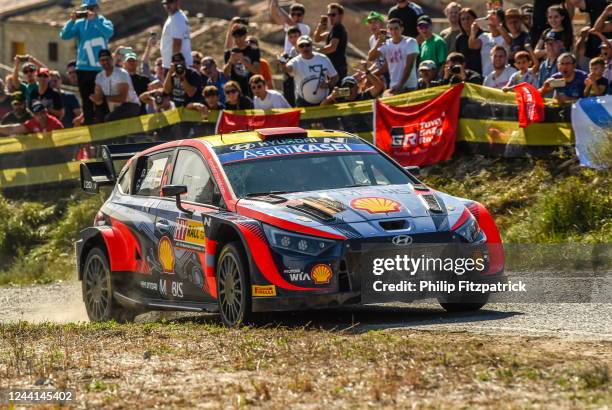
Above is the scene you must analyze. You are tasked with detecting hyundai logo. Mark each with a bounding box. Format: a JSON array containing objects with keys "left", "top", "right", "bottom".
[
  {"left": 392, "top": 235, "right": 413, "bottom": 246},
  {"left": 230, "top": 143, "right": 256, "bottom": 151}
]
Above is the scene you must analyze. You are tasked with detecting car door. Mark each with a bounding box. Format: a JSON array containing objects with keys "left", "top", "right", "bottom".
[
  {"left": 128, "top": 149, "right": 176, "bottom": 296},
  {"left": 155, "top": 147, "right": 222, "bottom": 303}
]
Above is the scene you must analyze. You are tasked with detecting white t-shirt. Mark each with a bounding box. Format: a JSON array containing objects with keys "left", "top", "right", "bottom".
[
  {"left": 284, "top": 23, "right": 310, "bottom": 54},
  {"left": 161, "top": 10, "right": 192, "bottom": 69},
  {"left": 95, "top": 67, "right": 140, "bottom": 110},
  {"left": 287, "top": 52, "right": 338, "bottom": 105},
  {"left": 254, "top": 89, "right": 291, "bottom": 109},
  {"left": 378, "top": 36, "right": 419, "bottom": 89},
  {"left": 484, "top": 66, "right": 517, "bottom": 89},
  {"left": 480, "top": 33, "right": 506, "bottom": 77}
]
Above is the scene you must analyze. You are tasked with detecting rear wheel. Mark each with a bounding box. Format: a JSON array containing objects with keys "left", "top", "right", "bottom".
[
  {"left": 82, "top": 248, "right": 136, "bottom": 323},
  {"left": 216, "top": 242, "right": 253, "bottom": 327}
]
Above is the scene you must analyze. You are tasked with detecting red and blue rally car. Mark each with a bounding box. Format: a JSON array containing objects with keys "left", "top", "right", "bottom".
[{"left": 76, "top": 127, "right": 504, "bottom": 326}]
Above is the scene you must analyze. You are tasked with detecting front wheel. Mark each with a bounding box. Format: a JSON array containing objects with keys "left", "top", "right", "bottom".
[
  {"left": 438, "top": 292, "right": 489, "bottom": 313},
  {"left": 82, "top": 248, "right": 136, "bottom": 323},
  {"left": 216, "top": 242, "right": 254, "bottom": 327}
]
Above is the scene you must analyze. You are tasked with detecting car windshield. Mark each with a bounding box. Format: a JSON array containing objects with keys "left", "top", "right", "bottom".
[{"left": 214, "top": 137, "right": 413, "bottom": 198}]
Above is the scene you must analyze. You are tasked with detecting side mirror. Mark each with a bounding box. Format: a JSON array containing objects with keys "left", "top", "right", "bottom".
[
  {"left": 404, "top": 166, "right": 420, "bottom": 175},
  {"left": 162, "top": 184, "right": 192, "bottom": 214}
]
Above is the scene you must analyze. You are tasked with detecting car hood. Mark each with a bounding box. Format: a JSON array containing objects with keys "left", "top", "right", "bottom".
[{"left": 235, "top": 184, "right": 467, "bottom": 232}]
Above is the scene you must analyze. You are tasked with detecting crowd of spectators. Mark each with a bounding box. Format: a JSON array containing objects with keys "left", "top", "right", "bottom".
[{"left": 2, "top": 0, "right": 612, "bottom": 135}]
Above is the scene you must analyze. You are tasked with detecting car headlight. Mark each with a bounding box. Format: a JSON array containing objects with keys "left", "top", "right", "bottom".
[
  {"left": 454, "top": 215, "right": 485, "bottom": 243},
  {"left": 262, "top": 224, "right": 337, "bottom": 256}
]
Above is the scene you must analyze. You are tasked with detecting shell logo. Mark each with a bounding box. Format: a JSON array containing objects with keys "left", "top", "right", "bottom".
[
  {"left": 350, "top": 197, "right": 401, "bottom": 214},
  {"left": 310, "top": 264, "right": 333, "bottom": 285},
  {"left": 158, "top": 236, "right": 175, "bottom": 273}
]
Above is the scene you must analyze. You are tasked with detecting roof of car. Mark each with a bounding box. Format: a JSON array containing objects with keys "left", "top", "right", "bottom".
[{"left": 195, "top": 129, "right": 355, "bottom": 148}]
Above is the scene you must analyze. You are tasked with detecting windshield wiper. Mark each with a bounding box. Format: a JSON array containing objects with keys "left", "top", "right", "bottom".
[
  {"left": 343, "top": 183, "right": 372, "bottom": 188},
  {"left": 245, "top": 190, "right": 294, "bottom": 198}
]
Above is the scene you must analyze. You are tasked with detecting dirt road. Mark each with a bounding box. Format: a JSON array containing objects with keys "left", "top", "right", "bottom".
[{"left": 1, "top": 281, "right": 611, "bottom": 341}]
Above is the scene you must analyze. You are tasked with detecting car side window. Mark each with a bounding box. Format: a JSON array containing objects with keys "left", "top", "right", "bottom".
[
  {"left": 171, "top": 149, "right": 217, "bottom": 205},
  {"left": 134, "top": 152, "right": 171, "bottom": 196}
]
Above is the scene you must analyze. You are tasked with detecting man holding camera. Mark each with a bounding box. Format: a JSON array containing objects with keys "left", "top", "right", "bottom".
[
  {"left": 140, "top": 87, "right": 176, "bottom": 114},
  {"left": 439, "top": 52, "right": 484, "bottom": 85},
  {"left": 89, "top": 49, "right": 141, "bottom": 123},
  {"left": 160, "top": 0, "right": 192, "bottom": 70},
  {"left": 321, "top": 66, "right": 384, "bottom": 105},
  {"left": 163, "top": 52, "right": 204, "bottom": 107},
  {"left": 539, "top": 52, "right": 587, "bottom": 103},
  {"left": 313, "top": 3, "right": 348, "bottom": 80},
  {"left": 223, "top": 24, "right": 261, "bottom": 98},
  {"left": 368, "top": 18, "right": 419, "bottom": 95},
  {"left": 269, "top": 0, "right": 310, "bottom": 55},
  {"left": 7, "top": 55, "right": 46, "bottom": 107},
  {"left": 60, "top": 0, "right": 114, "bottom": 125}
]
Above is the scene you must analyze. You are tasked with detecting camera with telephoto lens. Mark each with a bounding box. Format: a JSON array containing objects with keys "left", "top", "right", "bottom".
[
  {"left": 450, "top": 65, "right": 462, "bottom": 75},
  {"left": 75, "top": 10, "right": 88, "bottom": 18},
  {"left": 175, "top": 64, "right": 186, "bottom": 75}
]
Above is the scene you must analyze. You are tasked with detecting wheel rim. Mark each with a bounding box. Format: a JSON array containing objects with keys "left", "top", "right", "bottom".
[
  {"left": 218, "top": 253, "right": 243, "bottom": 325},
  {"left": 84, "top": 254, "right": 111, "bottom": 320}
]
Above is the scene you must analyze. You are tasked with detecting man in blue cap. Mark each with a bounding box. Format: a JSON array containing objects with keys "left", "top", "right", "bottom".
[{"left": 60, "top": 0, "right": 114, "bottom": 125}]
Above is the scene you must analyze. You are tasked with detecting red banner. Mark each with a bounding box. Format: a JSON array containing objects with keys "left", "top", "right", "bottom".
[
  {"left": 374, "top": 84, "right": 463, "bottom": 167},
  {"left": 514, "top": 82, "right": 545, "bottom": 128},
  {"left": 216, "top": 110, "right": 301, "bottom": 134}
]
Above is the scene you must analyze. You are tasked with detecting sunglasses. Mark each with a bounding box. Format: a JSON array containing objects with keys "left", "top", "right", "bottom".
[
  {"left": 204, "top": 93, "right": 218, "bottom": 97},
  {"left": 298, "top": 43, "right": 312, "bottom": 49},
  {"left": 250, "top": 83, "right": 264, "bottom": 90},
  {"left": 23, "top": 69, "right": 35, "bottom": 74},
  {"left": 327, "top": 13, "right": 338, "bottom": 17},
  {"left": 225, "top": 89, "right": 239, "bottom": 94},
  {"left": 417, "top": 23, "right": 431, "bottom": 28},
  {"left": 193, "top": 60, "right": 201, "bottom": 65}
]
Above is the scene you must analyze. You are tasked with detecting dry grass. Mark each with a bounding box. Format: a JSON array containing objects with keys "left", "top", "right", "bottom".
[{"left": 0, "top": 321, "right": 610, "bottom": 409}]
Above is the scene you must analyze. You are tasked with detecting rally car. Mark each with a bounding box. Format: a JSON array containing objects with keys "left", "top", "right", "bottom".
[{"left": 76, "top": 127, "right": 504, "bottom": 326}]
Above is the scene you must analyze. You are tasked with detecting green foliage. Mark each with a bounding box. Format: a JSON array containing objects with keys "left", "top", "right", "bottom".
[{"left": 0, "top": 192, "right": 105, "bottom": 285}]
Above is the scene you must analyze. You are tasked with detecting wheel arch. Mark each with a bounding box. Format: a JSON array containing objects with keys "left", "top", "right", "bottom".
[{"left": 77, "top": 228, "right": 111, "bottom": 281}]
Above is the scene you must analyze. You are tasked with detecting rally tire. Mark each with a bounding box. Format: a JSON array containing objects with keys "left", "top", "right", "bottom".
[
  {"left": 82, "top": 248, "right": 136, "bottom": 323},
  {"left": 438, "top": 292, "right": 489, "bottom": 313},
  {"left": 216, "top": 242, "right": 255, "bottom": 327}
]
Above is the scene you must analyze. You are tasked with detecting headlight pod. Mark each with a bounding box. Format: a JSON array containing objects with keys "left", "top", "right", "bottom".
[
  {"left": 454, "top": 215, "right": 485, "bottom": 243},
  {"left": 262, "top": 224, "right": 337, "bottom": 256}
]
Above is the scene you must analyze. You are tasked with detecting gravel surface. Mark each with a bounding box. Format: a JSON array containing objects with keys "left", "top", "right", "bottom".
[{"left": 1, "top": 281, "right": 611, "bottom": 341}]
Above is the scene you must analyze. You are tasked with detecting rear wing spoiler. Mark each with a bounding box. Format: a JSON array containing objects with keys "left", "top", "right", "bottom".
[{"left": 80, "top": 141, "right": 164, "bottom": 193}]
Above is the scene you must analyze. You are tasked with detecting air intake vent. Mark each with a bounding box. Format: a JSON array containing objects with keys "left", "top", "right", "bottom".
[
  {"left": 379, "top": 219, "right": 407, "bottom": 230},
  {"left": 422, "top": 194, "right": 443, "bottom": 213},
  {"left": 288, "top": 204, "right": 335, "bottom": 221}
]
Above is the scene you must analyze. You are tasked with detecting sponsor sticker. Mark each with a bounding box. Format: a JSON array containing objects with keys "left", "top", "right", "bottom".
[
  {"left": 217, "top": 142, "right": 376, "bottom": 164},
  {"left": 158, "top": 236, "right": 175, "bottom": 273},
  {"left": 350, "top": 197, "right": 401, "bottom": 214},
  {"left": 310, "top": 264, "right": 333, "bottom": 285},
  {"left": 252, "top": 285, "right": 277, "bottom": 297},
  {"left": 174, "top": 218, "right": 206, "bottom": 252}
]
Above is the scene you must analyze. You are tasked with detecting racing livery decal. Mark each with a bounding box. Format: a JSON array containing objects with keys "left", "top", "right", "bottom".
[
  {"left": 252, "top": 285, "right": 276, "bottom": 297},
  {"left": 350, "top": 197, "right": 401, "bottom": 214},
  {"left": 158, "top": 236, "right": 175, "bottom": 273},
  {"left": 174, "top": 218, "right": 206, "bottom": 252},
  {"left": 310, "top": 264, "right": 333, "bottom": 285}
]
